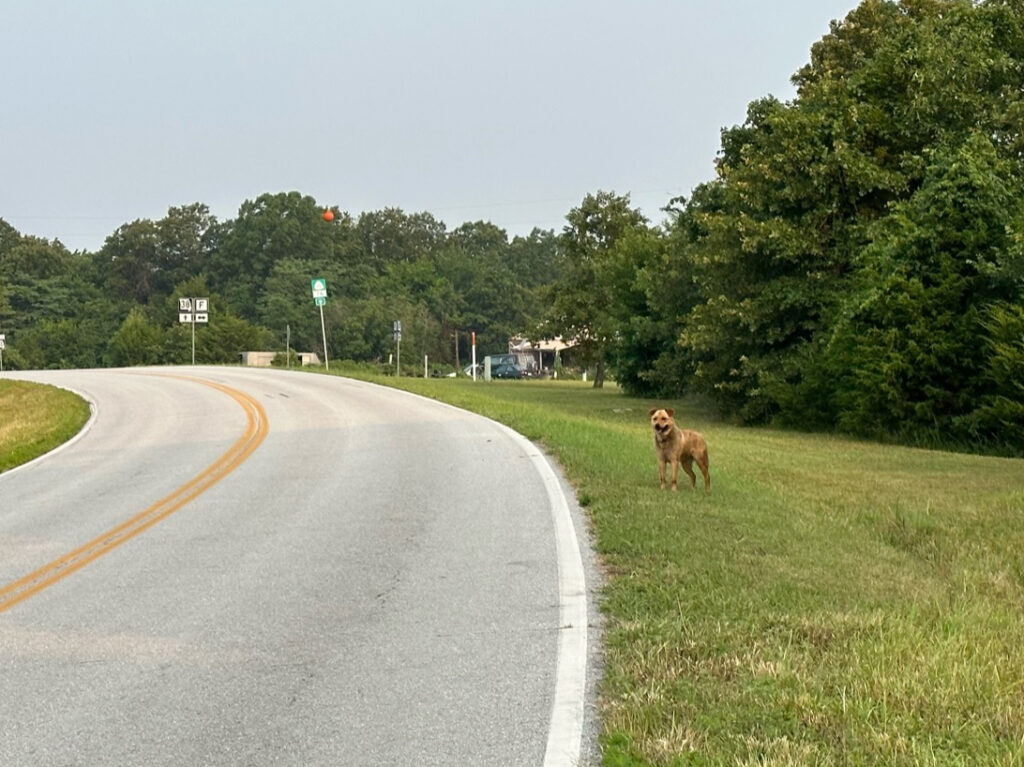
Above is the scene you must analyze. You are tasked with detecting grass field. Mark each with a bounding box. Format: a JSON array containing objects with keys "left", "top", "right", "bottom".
[
  {"left": 348, "top": 373, "right": 1024, "bottom": 766},
  {"left": 0, "top": 380, "right": 91, "bottom": 473}
]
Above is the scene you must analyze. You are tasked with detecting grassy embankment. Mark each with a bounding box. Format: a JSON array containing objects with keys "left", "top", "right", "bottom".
[
  {"left": 343, "top": 371, "right": 1024, "bottom": 766},
  {"left": 0, "top": 380, "right": 91, "bottom": 473}
]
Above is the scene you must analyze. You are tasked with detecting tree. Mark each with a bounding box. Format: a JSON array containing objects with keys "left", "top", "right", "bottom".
[
  {"left": 0, "top": 233, "right": 108, "bottom": 357},
  {"left": 824, "top": 133, "right": 1023, "bottom": 442},
  {"left": 97, "top": 219, "right": 162, "bottom": 304},
  {"left": 106, "top": 307, "right": 164, "bottom": 366},
  {"left": 154, "top": 203, "right": 218, "bottom": 293},
  {"left": 975, "top": 302, "right": 1024, "bottom": 449},
  {"left": 209, "top": 192, "right": 339, "bottom": 316},
  {"left": 255, "top": 258, "right": 339, "bottom": 354},
  {"left": 547, "top": 192, "right": 649, "bottom": 387},
  {"left": 199, "top": 313, "right": 274, "bottom": 364},
  {"left": 355, "top": 208, "right": 446, "bottom": 274}
]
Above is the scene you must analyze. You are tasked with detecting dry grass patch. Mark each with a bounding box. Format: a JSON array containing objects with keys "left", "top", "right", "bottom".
[{"left": 0, "top": 380, "right": 91, "bottom": 472}]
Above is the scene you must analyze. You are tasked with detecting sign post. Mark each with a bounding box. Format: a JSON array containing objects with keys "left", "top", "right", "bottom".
[
  {"left": 178, "top": 298, "right": 209, "bottom": 364},
  {"left": 393, "top": 320, "right": 402, "bottom": 376},
  {"left": 0, "top": 333, "right": 5, "bottom": 372},
  {"left": 311, "top": 278, "right": 329, "bottom": 370},
  {"left": 471, "top": 331, "right": 477, "bottom": 381}
]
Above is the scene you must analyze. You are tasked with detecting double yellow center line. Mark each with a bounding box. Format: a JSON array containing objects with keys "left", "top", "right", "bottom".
[{"left": 0, "top": 376, "right": 269, "bottom": 615}]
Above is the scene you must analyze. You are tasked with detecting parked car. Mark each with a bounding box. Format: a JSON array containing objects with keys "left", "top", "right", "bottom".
[{"left": 491, "top": 362, "right": 524, "bottom": 379}]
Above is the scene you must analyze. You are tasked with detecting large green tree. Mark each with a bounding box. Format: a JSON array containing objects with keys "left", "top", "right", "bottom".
[
  {"left": 546, "top": 192, "right": 650, "bottom": 387},
  {"left": 208, "top": 192, "right": 339, "bottom": 317}
]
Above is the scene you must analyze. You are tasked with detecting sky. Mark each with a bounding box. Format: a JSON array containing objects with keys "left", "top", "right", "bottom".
[{"left": 1, "top": 1, "right": 861, "bottom": 253}]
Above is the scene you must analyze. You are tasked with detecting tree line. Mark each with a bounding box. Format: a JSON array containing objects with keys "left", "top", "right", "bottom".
[
  {"left": 0, "top": 198, "right": 561, "bottom": 373},
  {"left": 2, "top": 0, "right": 1022, "bottom": 452}
]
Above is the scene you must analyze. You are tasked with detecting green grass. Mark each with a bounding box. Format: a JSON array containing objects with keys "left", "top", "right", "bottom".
[
  {"left": 0, "top": 380, "right": 91, "bottom": 473},
  {"left": 332, "top": 372, "right": 1024, "bottom": 766}
]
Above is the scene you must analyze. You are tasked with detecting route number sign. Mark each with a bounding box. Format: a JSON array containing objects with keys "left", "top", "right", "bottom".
[{"left": 178, "top": 297, "right": 209, "bottom": 324}]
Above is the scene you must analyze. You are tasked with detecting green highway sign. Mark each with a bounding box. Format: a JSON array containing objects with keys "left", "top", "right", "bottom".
[
  {"left": 315, "top": 297, "right": 326, "bottom": 306},
  {"left": 311, "top": 278, "right": 328, "bottom": 301}
]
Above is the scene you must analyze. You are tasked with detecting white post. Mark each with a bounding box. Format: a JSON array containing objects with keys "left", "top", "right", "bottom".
[
  {"left": 191, "top": 316, "right": 196, "bottom": 365},
  {"left": 319, "top": 304, "right": 329, "bottom": 371},
  {"left": 471, "top": 331, "right": 477, "bottom": 381},
  {"left": 286, "top": 324, "right": 291, "bottom": 369},
  {"left": 424, "top": 354, "right": 428, "bottom": 379}
]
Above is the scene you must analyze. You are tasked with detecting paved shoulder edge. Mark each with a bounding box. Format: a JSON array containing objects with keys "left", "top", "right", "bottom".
[{"left": 358, "top": 381, "right": 594, "bottom": 766}]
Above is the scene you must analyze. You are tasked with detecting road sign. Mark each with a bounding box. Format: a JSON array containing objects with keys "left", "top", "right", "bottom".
[
  {"left": 311, "top": 279, "right": 330, "bottom": 371},
  {"left": 178, "top": 298, "right": 208, "bottom": 324},
  {"left": 178, "top": 296, "right": 210, "bottom": 364}
]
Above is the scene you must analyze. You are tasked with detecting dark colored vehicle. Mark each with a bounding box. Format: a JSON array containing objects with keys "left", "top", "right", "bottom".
[
  {"left": 487, "top": 353, "right": 537, "bottom": 379},
  {"left": 491, "top": 361, "right": 524, "bottom": 379}
]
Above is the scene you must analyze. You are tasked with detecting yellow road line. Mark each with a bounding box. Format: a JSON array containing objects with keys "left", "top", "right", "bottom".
[{"left": 0, "top": 375, "right": 269, "bottom": 615}]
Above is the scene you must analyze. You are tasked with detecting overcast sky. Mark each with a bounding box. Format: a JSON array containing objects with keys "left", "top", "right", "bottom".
[{"left": 2, "top": 1, "right": 860, "bottom": 252}]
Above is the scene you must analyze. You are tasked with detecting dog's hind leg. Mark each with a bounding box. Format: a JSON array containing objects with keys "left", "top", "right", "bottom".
[
  {"left": 681, "top": 457, "right": 698, "bottom": 491},
  {"left": 696, "top": 452, "right": 711, "bottom": 493}
]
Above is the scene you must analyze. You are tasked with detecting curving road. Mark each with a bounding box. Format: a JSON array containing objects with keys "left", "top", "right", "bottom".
[{"left": 0, "top": 367, "right": 595, "bottom": 766}]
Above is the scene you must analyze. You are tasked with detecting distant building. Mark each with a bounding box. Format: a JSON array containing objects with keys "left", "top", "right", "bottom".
[
  {"left": 240, "top": 351, "right": 321, "bottom": 367},
  {"left": 507, "top": 336, "right": 575, "bottom": 374}
]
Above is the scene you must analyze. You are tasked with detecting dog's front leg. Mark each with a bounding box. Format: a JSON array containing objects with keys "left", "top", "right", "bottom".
[
  {"left": 658, "top": 459, "right": 668, "bottom": 489},
  {"left": 670, "top": 458, "right": 680, "bottom": 491}
]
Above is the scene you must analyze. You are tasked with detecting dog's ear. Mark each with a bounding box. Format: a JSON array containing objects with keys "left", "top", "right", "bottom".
[
  {"left": 648, "top": 408, "right": 657, "bottom": 417},
  {"left": 665, "top": 408, "right": 675, "bottom": 417}
]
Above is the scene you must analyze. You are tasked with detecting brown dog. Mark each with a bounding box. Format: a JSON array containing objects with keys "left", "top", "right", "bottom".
[{"left": 649, "top": 408, "right": 710, "bottom": 492}]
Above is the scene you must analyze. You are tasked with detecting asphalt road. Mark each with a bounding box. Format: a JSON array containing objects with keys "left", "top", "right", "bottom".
[{"left": 0, "top": 367, "right": 597, "bottom": 766}]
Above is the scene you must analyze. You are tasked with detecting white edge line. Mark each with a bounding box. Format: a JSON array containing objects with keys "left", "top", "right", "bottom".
[
  {"left": 494, "top": 422, "right": 588, "bottom": 767},
  {"left": 351, "top": 379, "right": 590, "bottom": 766},
  {"left": 0, "top": 382, "right": 98, "bottom": 480}
]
